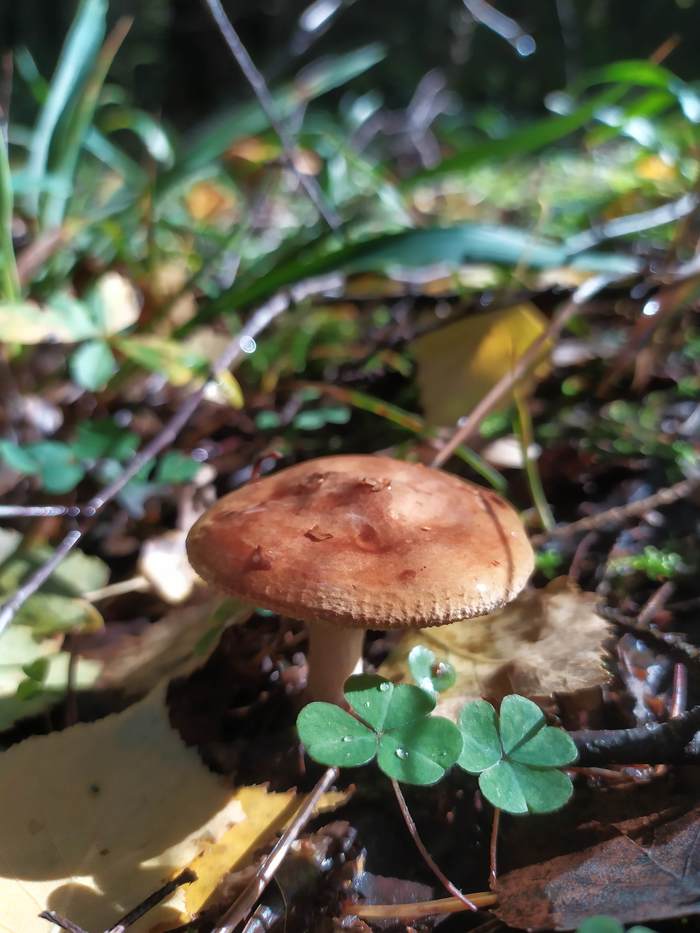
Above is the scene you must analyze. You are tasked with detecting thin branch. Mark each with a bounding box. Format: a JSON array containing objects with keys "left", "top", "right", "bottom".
[
  {"left": 532, "top": 475, "right": 699, "bottom": 546},
  {"left": 343, "top": 892, "right": 497, "bottom": 921},
  {"left": 390, "top": 779, "right": 478, "bottom": 912},
  {"left": 212, "top": 766, "right": 339, "bottom": 933},
  {"left": 598, "top": 603, "right": 700, "bottom": 664},
  {"left": 0, "top": 504, "right": 81, "bottom": 518},
  {"left": 571, "top": 704, "right": 700, "bottom": 765},
  {"left": 0, "top": 294, "right": 289, "bottom": 638},
  {"left": 104, "top": 869, "right": 196, "bottom": 933},
  {"left": 37, "top": 912, "right": 88, "bottom": 933},
  {"left": 430, "top": 274, "right": 616, "bottom": 469},
  {"left": 564, "top": 193, "right": 699, "bottom": 256},
  {"left": 201, "top": 0, "right": 341, "bottom": 232}
]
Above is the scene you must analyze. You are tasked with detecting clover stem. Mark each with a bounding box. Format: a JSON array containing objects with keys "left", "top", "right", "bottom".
[
  {"left": 305, "top": 620, "right": 364, "bottom": 704},
  {"left": 391, "top": 779, "right": 479, "bottom": 912},
  {"left": 489, "top": 807, "right": 501, "bottom": 889}
]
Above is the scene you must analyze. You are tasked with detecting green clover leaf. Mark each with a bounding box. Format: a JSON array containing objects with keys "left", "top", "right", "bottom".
[
  {"left": 407, "top": 645, "right": 456, "bottom": 697},
  {"left": 457, "top": 695, "right": 578, "bottom": 815},
  {"left": 297, "top": 673, "right": 462, "bottom": 786}
]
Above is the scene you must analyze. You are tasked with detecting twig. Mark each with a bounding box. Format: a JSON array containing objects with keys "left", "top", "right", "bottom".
[
  {"left": 390, "top": 779, "right": 478, "bottom": 912},
  {"left": 571, "top": 704, "right": 700, "bottom": 765},
  {"left": 431, "top": 274, "right": 615, "bottom": 469},
  {"left": 597, "top": 603, "right": 700, "bottom": 664},
  {"left": 564, "top": 193, "right": 699, "bottom": 256},
  {"left": 0, "top": 504, "right": 81, "bottom": 518},
  {"left": 201, "top": 0, "right": 340, "bottom": 232},
  {"left": 462, "top": 0, "right": 535, "bottom": 56},
  {"left": 37, "top": 912, "right": 88, "bottom": 933},
  {"left": 670, "top": 663, "right": 687, "bottom": 719},
  {"left": 104, "top": 869, "right": 196, "bottom": 933},
  {"left": 531, "top": 475, "right": 699, "bottom": 546},
  {"left": 0, "top": 294, "right": 289, "bottom": 638},
  {"left": 488, "top": 807, "right": 500, "bottom": 889},
  {"left": 212, "top": 766, "right": 339, "bottom": 932},
  {"left": 343, "top": 891, "right": 497, "bottom": 921}
]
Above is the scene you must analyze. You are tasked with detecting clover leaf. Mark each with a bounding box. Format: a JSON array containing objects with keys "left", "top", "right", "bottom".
[
  {"left": 408, "top": 645, "right": 456, "bottom": 697},
  {"left": 297, "top": 673, "right": 462, "bottom": 786},
  {"left": 457, "top": 694, "right": 578, "bottom": 815}
]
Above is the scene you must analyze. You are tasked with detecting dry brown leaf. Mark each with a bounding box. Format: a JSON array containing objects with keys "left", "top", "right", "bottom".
[
  {"left": 496, "top": 802, "right": 700, "bottom": 930},
  {"left": 380, "top": 578, "right": 612, "bottom": 716}
]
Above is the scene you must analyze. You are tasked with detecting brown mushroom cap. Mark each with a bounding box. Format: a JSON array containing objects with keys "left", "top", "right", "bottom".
[{"left": 186, "top": 454, "right": 534, "bottom": 628}]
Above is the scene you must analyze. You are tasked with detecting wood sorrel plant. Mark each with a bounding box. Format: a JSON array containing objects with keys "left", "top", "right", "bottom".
[{"left": 296, "top": 646, "right": 578, "bottom": 814}]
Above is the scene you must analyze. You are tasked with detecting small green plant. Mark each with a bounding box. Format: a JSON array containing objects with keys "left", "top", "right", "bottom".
[
  {"left": 458, "top": 695, "right": 577, "bottom": 814},
  {"left": 296, "top": 648, "right": 578, "bottom": 812},
  {"left": 297, "top": 673, "right": 463, "bottom": 785}
]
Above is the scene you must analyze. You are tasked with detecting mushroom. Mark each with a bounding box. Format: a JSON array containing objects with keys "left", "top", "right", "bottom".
[{"left": 186, "top": 454, "right": 534, "bottom": 705}]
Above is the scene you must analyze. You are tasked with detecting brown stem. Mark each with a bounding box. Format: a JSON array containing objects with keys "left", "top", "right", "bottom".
[
  {"left": 391, "top": 779, "right": 478, "bottom": 912},
  {"left": 344, "top": 892, "right": 497, "bottom": 921},
  {"left": 489, "top": 807, "right": 500, "bottom": 889},
  {"left": 305, "top": 621, "right": 364, "bottom": 704}
]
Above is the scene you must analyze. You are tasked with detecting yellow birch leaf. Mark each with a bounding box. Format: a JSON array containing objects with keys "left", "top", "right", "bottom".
[{"left": 412, "top": 302, "right": 551, "bottom": 425}]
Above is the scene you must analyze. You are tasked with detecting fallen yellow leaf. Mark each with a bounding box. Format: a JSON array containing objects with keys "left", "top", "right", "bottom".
[{"left": 412, "top": 302, "right": 551, "bottom": 425}]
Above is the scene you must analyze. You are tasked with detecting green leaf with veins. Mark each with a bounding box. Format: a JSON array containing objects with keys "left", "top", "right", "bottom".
[
  {"left": 345, "top": 673, "right": 435, "bottom": 732},
  {"left": 296, "top": 702, "right": 377, "bottom": 767},
  {"left": 457, "top": 695, "right": 578, "bottom": 815},
  {"left": 377, "top": 716, "right": 463, "bottom": 785}
]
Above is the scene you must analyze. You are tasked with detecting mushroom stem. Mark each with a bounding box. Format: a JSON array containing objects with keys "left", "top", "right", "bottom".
[{"left": 305, "top": 620, "right": 364, "bottom": 704}]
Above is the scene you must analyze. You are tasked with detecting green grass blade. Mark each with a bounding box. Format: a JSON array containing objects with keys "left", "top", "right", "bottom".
[
  {"left": 0, "top": 130, "right": 20, "bottom": 300},
  {"left": 25, "top": 0, "right": 107, "bottom": 219},
  {"left": 42, "top": 18, "right": 130, "bottom": 230}
]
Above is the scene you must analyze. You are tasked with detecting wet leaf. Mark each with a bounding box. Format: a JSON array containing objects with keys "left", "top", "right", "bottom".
[
  {"left": 297, "top": 701, "right": 378, "bottom": 767},
  {"left": 496, "top": 804, "right": 700, "bottom": 929},
  {"left": 345, "top": 674, "right": 435, "bottom": 732},
  {"left": 376, "top": 716, "right": 463, "bottom": 785},
  {"left": 380, "top": 578, "right": 612, "bottom": 713},
  {"left": 408, "top": 645, "right": 456, "bottom": 696}
]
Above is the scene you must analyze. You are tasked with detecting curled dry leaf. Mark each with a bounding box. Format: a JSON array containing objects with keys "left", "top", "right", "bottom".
[
  {"left": 380, "top": 578, "right": 612, "bottom": 716},
  {"left": 495, "top": 802, "right": 700, "bottom": 930},
  {"left": 0, "top": 680, "right": 347, "bottom": 933}
]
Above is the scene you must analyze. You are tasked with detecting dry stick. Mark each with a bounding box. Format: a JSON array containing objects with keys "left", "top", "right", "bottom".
[
  {"left": 103, "top": 869, "right": 197, "bottom": 933},
  {"left": 430, "top": 274, "right": 615, "bottom": 469},
  {"left": 37, "top": 912, "right": 89, "bottom": 933},
  {"left": 201, "top": 0, "right": 340, "bottom": 233},
  {"left": 0, "top": 295, "right": 288, "bottom": 638},
  {"left": 345, "top": 891, "right": 497, "bottom": 922},
  {"left": 571, "top": 704, "right": 700, "bottom": 765},
  {"left": 390, "top": 779, "right": 478, "bottom": 912},
  {"left": 598, "top": 603, "right": 700, "bottom": 664},
  {"left": 212, "top": 766, "right": 339, "bottom": 933},
  {"left": 670, "top": 663, "right": 688, "bottom": 719},
  {"left": 0, "top": 504, "right": 81, "bottom": 518},
  {"left": 531, "top": 475, "right": 699, "bottom": 546}
]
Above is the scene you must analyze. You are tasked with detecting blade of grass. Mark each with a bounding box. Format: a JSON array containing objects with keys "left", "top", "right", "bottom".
[
  {"left": 514, "top": 391, "right": 554, "bottom": 531},
  {"left": 42, "top": 18, "right": 132, "bottom": 229},
  {"left": 0, "top": 125, "right": 20, "bottom": 300},
  {"left": 298, "top": 381, "right": 507, "bottom": 491},
  {"left": 25, "top": 0, "right": 107, "bottom": 219}
]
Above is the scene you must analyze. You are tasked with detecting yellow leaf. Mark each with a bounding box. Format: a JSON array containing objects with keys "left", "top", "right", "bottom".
[
  {"left": 185, "top": 181, "right": 237, "bottom": 222},
  {"left": 213, "top": 371, "right": 245, "bottom": 409},
  {"left": 380, "top": 578, "right": 612, "bottom": 719},
  {"left": 116, "top": 336, "right": 206, "bottom": 386},
  {"left": 412, "top": 303, "right": 551, "bottom": 425}
]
